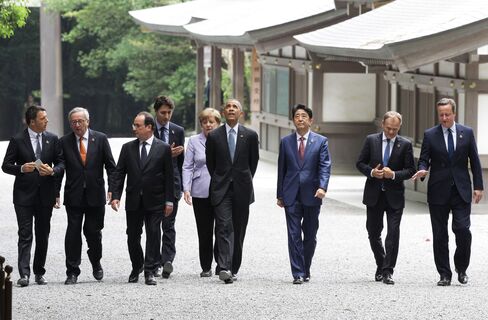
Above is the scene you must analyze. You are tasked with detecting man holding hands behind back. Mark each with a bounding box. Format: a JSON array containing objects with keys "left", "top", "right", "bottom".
[
  {"left": 277, "top": 104, "right": 331, "bottom": 284},
  {"left": 412, "top": 98, "right": 483, "bottom": 286},
  {"left": 356, "top": 111, "right": 415, "bottom": 285}
]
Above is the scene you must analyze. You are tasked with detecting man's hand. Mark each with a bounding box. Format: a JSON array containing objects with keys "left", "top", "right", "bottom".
[
  {"left": 473, "top": 190, "right": 483, "bottom": 204},
  {"left": 314, "top": 188, "right": 326, "bottom": 199},
  {"left": 106, "top": 192, "right": 112, "bottom": 204},
  {"left": 54, "top": 197, "right": 61, "bottom": 209},
  {"left": 383, "top": 167, "right": 394, "bottom": 179},
  {"left": 277, "top": 198, "right": 284, "bottom": 208},
  {"left": 111, "top": 199, "right": 120, "bottom": 212},
  {"left": 411, "top": 170, "right": 428, "bottom": 180},
  {"left": 164, "top": 204, "right": 174, "bottom": 217},
  {"left": 183, "top": 191, "right": 192, "bottom": 206},
  {"left": 21, "top": 162, "right": 37, "bottom": 173},
  {"left": 171, "top": 143, "right": 184, "bottom": 158},
  {"left": 372, "top": 163, "right": 384, "bottom": 179},
  {"left": 38, "top": 163, "right": 54, "bottom": 176}
]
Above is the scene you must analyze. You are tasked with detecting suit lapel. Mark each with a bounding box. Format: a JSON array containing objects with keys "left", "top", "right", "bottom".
[
  {"left": 168, "top": 123, "right": 175, "bottom": 145},
  {"left": 435, "top": 125, "right": 449, "bottom": 157},
  {"left": 70, "top": 133, "right": 83, "bottom": 165},
  {"left": 85, "top": 130, "right": 98, "bottom": 166},
  {"left": 233, "top": 125, "right": 245, "bottom": 163},
  {"left": 23, "top": 129, "right": 36, "bottom": 160}
]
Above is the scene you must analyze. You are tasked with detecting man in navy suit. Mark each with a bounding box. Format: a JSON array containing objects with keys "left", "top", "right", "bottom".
[
  {"left": 2, "top": 105, "right": 63, "bottom": 287},
  {"left": 412, "top": 98, "right": 483, "bottom": 286},
  {"left": 152, "top": 95, "right": 185, "bottom": 279},
  {"left": 111, "top": 112, "right": 174, "bottom": 285},
  {"left": 356, "top": 111, "right": 415, "bottom": 285},
  {"left": 206, "top": 98, "right": 259, "bottom": 284},
  {"left": 59, "top": 107, "right": 116, "bottom": 285},
  {"left": 277, "top": 104, "right": 331, "bottom": 284}
]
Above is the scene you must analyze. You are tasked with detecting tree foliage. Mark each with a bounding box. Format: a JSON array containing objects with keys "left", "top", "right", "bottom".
[{"left": 0, "top": 0, "right": 30, "bottom": 39}]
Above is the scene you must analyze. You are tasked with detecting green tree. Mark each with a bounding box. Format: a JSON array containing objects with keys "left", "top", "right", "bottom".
[
  {"left": 0, "top": 0, "right": 30, "bottom": 39},
  {"left": 46, "top": 0, "right": 197, "bottom": 130}
]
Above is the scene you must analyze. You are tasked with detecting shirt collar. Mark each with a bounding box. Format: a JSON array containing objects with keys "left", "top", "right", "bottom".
[
  {"left": 28, "top": 127, "right": 43, "bottom": 138},
  {"left": 226, "top": 123, "right": 239, "bottom": 134},
  {"left": 76, "top": 130, "right": 89, "bottom": 141},
  {"left": 442, "top": 122, "right": 456, "bottom": 133},
  {"left": 157, "top": 121, "right": 170, "bottom": 132},
  {"left": 382, "top": 133, "right": 396, "bottom": 144},
  {"left": 296, "top": 130, "right": 311, "bottom": 141},
  {"left": 140, "top": 135, "right": 155, "bottom": 146}
]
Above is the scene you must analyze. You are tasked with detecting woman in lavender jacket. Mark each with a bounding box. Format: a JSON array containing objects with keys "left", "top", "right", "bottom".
[{"left": 183, "top": 108, "right": 221, "bottom": 277}]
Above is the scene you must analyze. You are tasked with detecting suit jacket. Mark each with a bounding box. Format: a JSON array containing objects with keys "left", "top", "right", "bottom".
[
  {"left": 277, "top": 131, "right": 331, "bottom": 207},
  {"left": 111, "top": 137, "right": 174, "bottom": 212},
  {"left": 206, "top": 124, "right": 259, "bottom": 207},
  {"left": 418, "top": 123, "right": 483, "bottom": 205},
  {"left": 2, "top": 128, "right": 63, "bottom": 207},
  {"left": 59, "top": 129, "right": 116, "bottom": 207},
  {"left": 356, "top": 133, "right": 415, "bottom": 209},
  {"left": 154, "top": 122, "right": 185, "bottom": 200},
  {"left": 182, "top": 132, "right": 211, "bottom": 198}
]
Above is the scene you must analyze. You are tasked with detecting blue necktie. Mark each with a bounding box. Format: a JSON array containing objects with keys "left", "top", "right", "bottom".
[
  {"left": 161, "top": 127, "right": 168, "bottom": 143},
  {"left": 140, "top": 141, "right": 147, "bottom": 166},
  {"left": 383, "top": 138, "right": 391, "bottom": 167},
  {"left": 35, "top": 133, "right": 42, "bottom": 160},
  {"left": 447, "top": 128, "right": 454, "bottom": 159},
  {"left": 228, "top": 128, "right": 236, "bottom": 162}
]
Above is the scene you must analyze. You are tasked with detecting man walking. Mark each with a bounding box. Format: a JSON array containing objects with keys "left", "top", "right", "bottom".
[
  {"left": 2, "top": 105, "right": 63, "bottom": 287},
  {"left": 277, "top": 104, "right": 331, "bottom": 284},
  {"left": 412, "top": 98, "right": 483, "bottom": 286},
  {"left": 356, "top": 111, "right": 415, "bottom": 285},
  {"left": 111, "top": 112, "right": 174, "bottom": 285},
  {"left": 206, "top": 98, "right": 259, "bottom": 283},
  {"left": 59, "top": 107, "right": 116, "bottom": 285}
]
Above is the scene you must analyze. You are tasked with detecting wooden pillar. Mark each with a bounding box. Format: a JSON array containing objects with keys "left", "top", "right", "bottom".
[
  {"left": 195, "top": 46, "right": 205, "bottom": 132},
  {"left": 40, "top": 2, "right": 63, "bottom": 135},
  {"left": 232, "top": 48, "right": 245, "bottom": 104},
  {"left": 210, "top": 46, "right": 222, "bottom": 109}
]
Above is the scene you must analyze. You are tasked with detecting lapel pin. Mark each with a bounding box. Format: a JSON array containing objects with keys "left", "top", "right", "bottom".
[
  {"left": 459, "top": 134, "right": 463, "bottom": 139},
  {"left": 46, "top": 140, "right": 49, "bottom": 144},
  {"left": 240, "top": 134, "right": 244, "bottom": 138},
  {"left": 171, "top": 130, "right": 175, "bottom": 134}
]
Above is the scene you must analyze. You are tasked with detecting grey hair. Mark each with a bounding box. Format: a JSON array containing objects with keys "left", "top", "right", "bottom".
[
  {"left": 436, "top": 98, "right": 456, "bottom": 113},
  {"left": 68, "top": 107, "right": 90, "bottom": 121},
  {"left": 383, "top": 110, "right": 402, "bottom": 125}
]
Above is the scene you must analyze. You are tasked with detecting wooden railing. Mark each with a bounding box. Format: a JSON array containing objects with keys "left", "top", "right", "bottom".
[{"left": 0, "top": 256, "right": 13, "bottom": 320}]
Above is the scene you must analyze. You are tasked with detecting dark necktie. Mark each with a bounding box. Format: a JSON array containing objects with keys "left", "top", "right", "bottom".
[
  {"left": 228, "top": 128, "right": 236, "bottom": 162},
  {"left": 383, "top": 138, "right": 391, "bottom": 167},
  {"left": 140, "top": 141, "right": 147, "bottom": 166},
  {"left": 161, "top": 127, "right": 168, "bottom": 143},
  {"left": 298, "top": 136, "right": 305, "bottom": 162},
  {"left": 79, "top": 137, "right": 86, "bottom": 166},
  {"left": 447, "top": 128, "right": 454, "bottom": 159},
  {"left": 35, "top": 133, "right": 42, "bottom": 160}
]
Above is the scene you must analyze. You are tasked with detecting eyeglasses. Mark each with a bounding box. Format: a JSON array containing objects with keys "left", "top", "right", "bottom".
[{"left": 70, "top": 119, "right": 86, "bottom": 125}]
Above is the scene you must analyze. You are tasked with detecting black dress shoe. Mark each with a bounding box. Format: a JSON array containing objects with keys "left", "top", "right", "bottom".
[
  {"left": 93, "top": 264, "right": 104, "bottom": 281},
  {"left": 457, "top": 271, "right": 468, "bottom": 284},
  {"left": 219, "top": 270, "right": 233, "bottom": 284},
  {"left": 215, "top": 265, "right": 221, "bottom": 276},
  {"left": 154, "top": 268, "right": 162, "bottom": 277},
  {"left": 145, "top": 274, "right": 157, "bottom": 285},
  {"left": 162, "top": 261, "right": 173, "bottom": 279},
  {"left": 200, "top": 270, "right": 212, "bottom": 277},
  {"left": 65, "top": 274, "right": 78, "bottom": 285},
  {"left": 128, "top": 267, "right": 143, "bottom": 283},
  {"left": 293, "top": 277, "right": 304, "bottom": 285},
  {"left": 304, "top": 273, "right": 311, "bottom": 282},
  {"left": 437, "top": 276, "right": 451, "bottom": 286},
  {"left": 17, "top": 276, "right": 29, "bottom": 287},
  {"left": 35, "top": 275, "right": 47, "bottom": 285},
  {"left": 382, "top": 273, "right": 395, "bottom": 285},
  {"left": 375, "top": 269, "right": 383, "bottom": 282},
  {"left": 232, "top": 273, "right": 238, "bottom": 281}
]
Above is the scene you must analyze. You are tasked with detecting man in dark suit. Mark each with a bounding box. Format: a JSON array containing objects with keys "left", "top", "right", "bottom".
[
  {"left": 2, "top": 105, "right": 63, "bottom": 287},
  {"left": 412, "top": 98, "right": 483, "bottom": 286},
  {"left": 152, "top": 95, "right": 184, "bottom": 279},
  {"left": 206, "top": 98, "right": 259, "bottom": 284},
  {"left": 111, "top": 112, "right": 174, "bottom": 285},
  {"left": 59, "top": 107, "right": 116, "bottom": 285},
  {"left": 277, "top": 104, "right": 331, "bottom": 284},
  {"left": 356, "top": 111, "right": 415, "bottom": 285}
]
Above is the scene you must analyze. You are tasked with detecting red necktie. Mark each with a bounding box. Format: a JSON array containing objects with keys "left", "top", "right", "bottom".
[
  {"left": 299, "top": 137, "right": 305, "bottom": 161},
  {"left": 79, "top": 137, "right": 86, "bottom": 166}
]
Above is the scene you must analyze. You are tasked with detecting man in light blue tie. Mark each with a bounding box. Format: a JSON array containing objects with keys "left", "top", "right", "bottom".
[{"left": 357, "top": 111, "right": 415, "bottom": 285}]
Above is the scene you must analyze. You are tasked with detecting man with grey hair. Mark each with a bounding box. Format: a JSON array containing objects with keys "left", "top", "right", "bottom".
[
  {"left": 59, "top": 107, "right": 116, "bottom": 285},
  {"left": 412, "top": 98, "right": 483, "bottom": 286},
  {"left": 356, "top": 111, "right": 415, "bottom": 285}
]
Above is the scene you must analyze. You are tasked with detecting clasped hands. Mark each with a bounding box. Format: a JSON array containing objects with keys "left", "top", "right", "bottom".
[
  {"left": 22, "top": 162, "right": 54, "bottom": 176},
  {"left": 372, "top": 163, "right": 394, "bottom": 179}
]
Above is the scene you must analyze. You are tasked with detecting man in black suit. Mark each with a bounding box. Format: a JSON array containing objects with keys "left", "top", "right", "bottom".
[
  {"left": 111, "top": 112, "right": 174, "bottom": 285},
  {"left": 2, "top": 105, "right": 63, "bottom": 287},
  {"left": 59, "top": 107, "right": 116, "bottom": 285},
  {"left": 206, "top": 98, "right": 259, "bottom": 283},
  {"left": 152, "top": 95, "right": 184, "bottom": 279},
  {"left": 356, "top": 111, "right": 415, "bottom": 285},
  {"left": 412, "top": 98, "right": 483, "bottom": 286}
]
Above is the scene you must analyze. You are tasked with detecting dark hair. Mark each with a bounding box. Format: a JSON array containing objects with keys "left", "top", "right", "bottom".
[
  {"left": 25, "top": 105, "right": 46, "bottom": 125},
  {"left": 153, "top": 95, "right": 175, "bottom": 112},
  {"left": 291, "top": 104, "right": 313, "bottom": 118},
  {"left": 137, "top": 111, "right": 155, "bottom": 129},
  {"left": 436, "top": 97, "right": 456, "bottom": 113}
]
